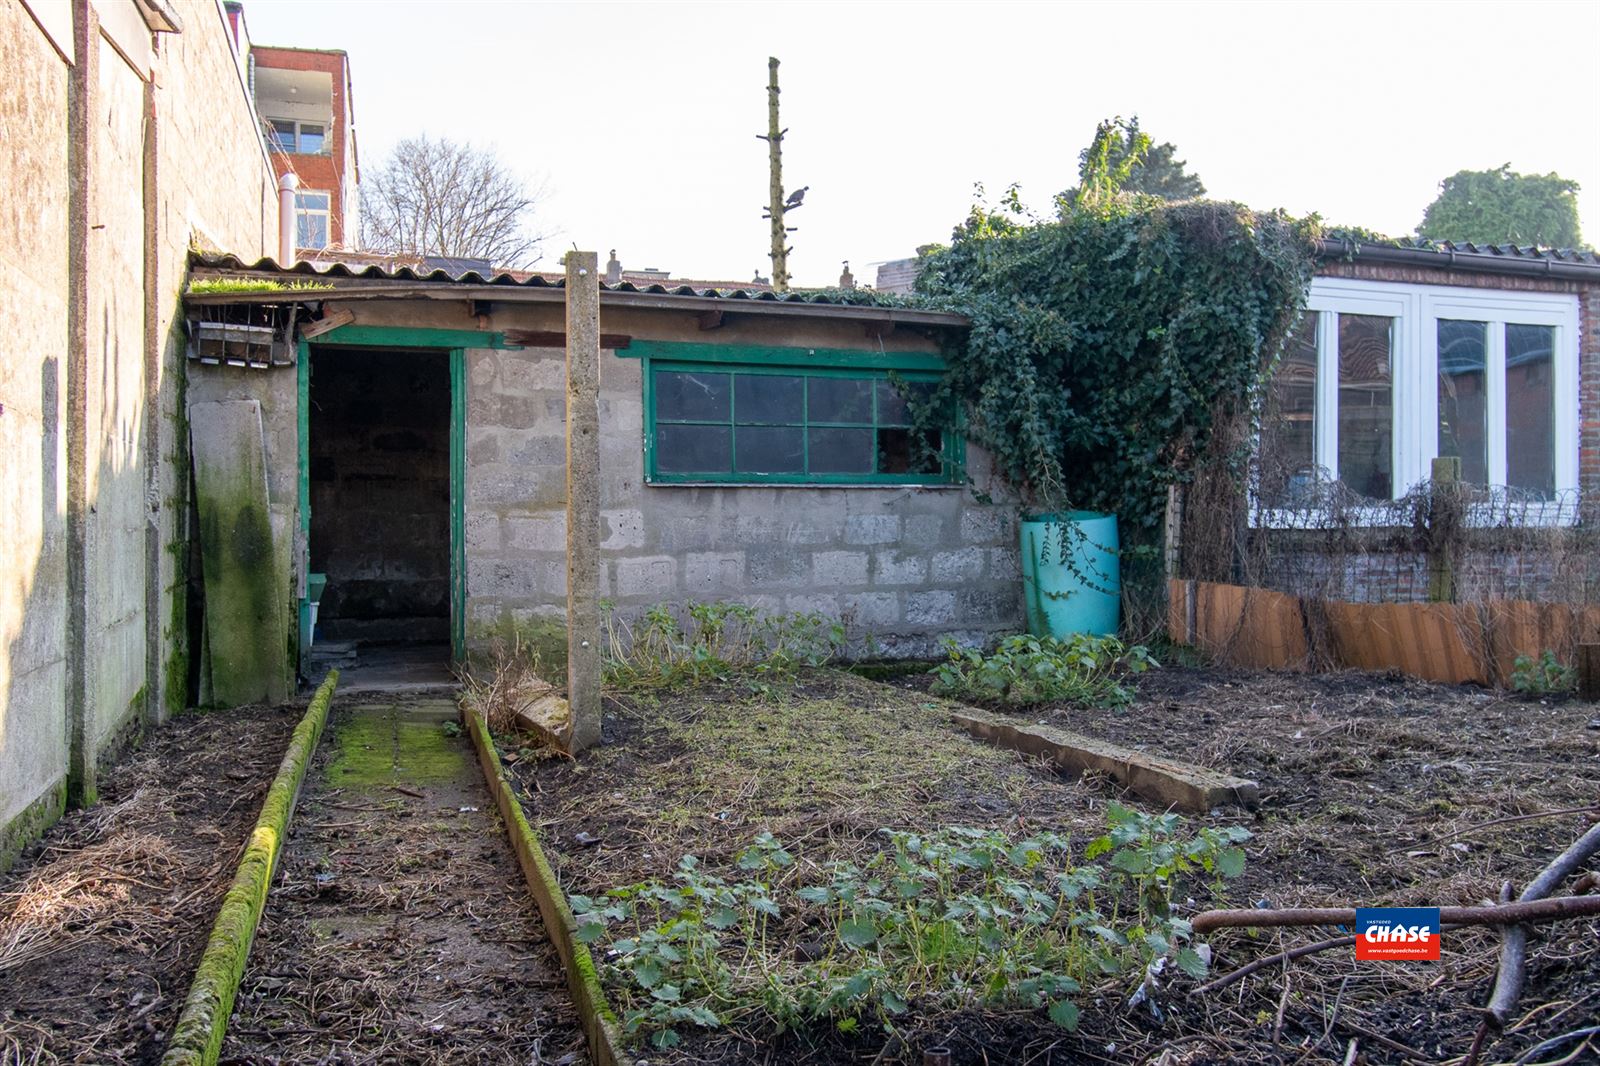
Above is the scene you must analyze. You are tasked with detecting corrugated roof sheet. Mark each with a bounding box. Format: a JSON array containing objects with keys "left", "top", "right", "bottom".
[
  {"left": 188, "top": 252, "right": 889, "bottom": 305},
  {"left": 1382, "top": 236, "right": 1593, "bottom": 264}
]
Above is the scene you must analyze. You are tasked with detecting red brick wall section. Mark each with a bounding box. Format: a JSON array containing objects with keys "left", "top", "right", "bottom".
[
  {"left": 251, "top": 47, "right": 351, "bottom": 246},
  {"left": 1318, "top": 259, "right": 1600, "bottom": 521}
]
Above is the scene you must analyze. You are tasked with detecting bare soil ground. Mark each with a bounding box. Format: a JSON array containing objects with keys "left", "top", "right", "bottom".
[
  {"left": 221, "top": 698, "right": 586, "bottom": 1066},
  {"left": 0, "top": 704, "right": 301, "bottom": 1065},
  {"left": 512, "top": 666, "right": 1600, "bottom": 1065}
]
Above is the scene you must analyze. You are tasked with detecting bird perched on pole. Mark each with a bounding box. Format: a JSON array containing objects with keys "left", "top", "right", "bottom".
[{"left": 785, "top": 186, "right": 809, "bottom": 210}]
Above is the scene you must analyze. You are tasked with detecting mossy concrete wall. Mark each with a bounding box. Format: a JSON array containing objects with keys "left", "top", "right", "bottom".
[{"left": 1, "top": 0, "right": 276, "bottom": 852}]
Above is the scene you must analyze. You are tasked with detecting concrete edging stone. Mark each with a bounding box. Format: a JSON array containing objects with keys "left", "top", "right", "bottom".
[
  {"left": 161, "top": 670, "right": 341, "bottom": 1066},
  {"left": 461, "top": 696, "right": 632, "bottom": 1066}
]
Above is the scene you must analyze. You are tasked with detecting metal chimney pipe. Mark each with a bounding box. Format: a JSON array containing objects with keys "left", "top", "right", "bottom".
[{"left": 277, "top": 172, "right": 300, "bottom": 265}]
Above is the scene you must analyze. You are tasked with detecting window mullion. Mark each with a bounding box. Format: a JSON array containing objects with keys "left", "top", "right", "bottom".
[
  {"left": 1317, "top": 311, "right": 1338, "bottom": 480},
  {"left": 1488, "top": 322, "right": 1508, "bottom": 488}
]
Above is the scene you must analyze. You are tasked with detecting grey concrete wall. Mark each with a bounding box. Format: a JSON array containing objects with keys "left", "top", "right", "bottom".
[
  {"left": 1, "top": 0, "right": 72, "bottom": 855},
  {"left": 2, "top": 0, "right": 276, "bottom": 862},
  {"left": 463, "top": 343, "right": 1023, "bottom": 662},
  {"left": 300, "top": 297, "right": 1023, "bottom": 667}
]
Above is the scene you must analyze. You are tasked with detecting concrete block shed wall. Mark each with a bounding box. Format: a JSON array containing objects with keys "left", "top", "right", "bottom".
[
  {"left": 265, "top": 297, "right": 1017, "bottom": 665},
  {"left": 1, "top": 0, "right": 276, "bottom": 863}
]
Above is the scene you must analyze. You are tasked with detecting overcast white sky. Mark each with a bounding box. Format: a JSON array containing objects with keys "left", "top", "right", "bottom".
[{"left": 242, "top": 0, "right": 1600, "bottom": 286}]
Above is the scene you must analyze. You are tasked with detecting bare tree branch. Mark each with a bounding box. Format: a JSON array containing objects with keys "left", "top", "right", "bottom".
[{"left": 360, "top": 136, "right": 547, "bottom": 269}]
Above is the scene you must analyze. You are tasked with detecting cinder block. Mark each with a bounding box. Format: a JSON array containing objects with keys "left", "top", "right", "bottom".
[
  {"left": 508, "top": 436, "right": 568, "bottom": 467},
  {"left": 615, "top": 555, "right": 677, "bottom": 598},
  {"left": 812, "top": 550, "right": 869, "bottom": 587},
  {"left": 842, "top": 591, "right": 900, "bottom": 627},
  {"left": 784, "top": 593, "right": 840, "bottom": 618},
  {"left": 873, "top": 549, "right": 928, "bottom": 586},
  {"left": 504, "top": 513, "right": 566, "bottom": 551},
  {"left": 845, "top": 514, "right": 901, "bottom": 545},
  {"left": 601, "top": 508, "right": 646, "bottom": 550},
  {"left": 902, "top": 514, "right": 948, "bottom": 549},
  {"left": 464, "top": 512, "right": 500, "bottom": 553},
  {"left": 958, "top": 587, "right": 1022, "bottom": 625},
  {"left": 961, "top": 508, "right": 1012, "bottom": 544},
  {"left": 989, "top": 547, "right": 1022, "bottom": 582},
  {"left": 748, "top": 547, "right": 812, "bottom": 588},
  {"left": 906, "top": 589, "right": 957, "bottom": 625},
  {"left": 684, "top": 551, "right": 745, "bottom": 592},
  {"left": 932, "top": 548, "right": 985, "bottom": 583}
]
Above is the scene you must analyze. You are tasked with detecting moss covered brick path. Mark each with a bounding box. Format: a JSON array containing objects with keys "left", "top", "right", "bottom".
[{"left": 220, "top": 698, "right": 588, "bottom": 1065}]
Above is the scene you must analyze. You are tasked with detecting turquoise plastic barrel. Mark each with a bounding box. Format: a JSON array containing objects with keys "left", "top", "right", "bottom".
[{"left": 1020, "top": 511, "right": 1120, "bottom": 638}]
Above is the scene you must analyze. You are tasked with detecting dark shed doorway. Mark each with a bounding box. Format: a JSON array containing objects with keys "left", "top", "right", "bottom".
[{"left": 308, "top": 346, "right": 451, "bottom": 677}]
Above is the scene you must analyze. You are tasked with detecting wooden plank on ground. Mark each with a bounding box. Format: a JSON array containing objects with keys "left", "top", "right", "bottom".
[{"left": 950, "top": 709, "right": 1260, "bottom": 813}]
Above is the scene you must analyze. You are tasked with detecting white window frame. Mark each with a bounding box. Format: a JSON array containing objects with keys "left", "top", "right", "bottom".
[
  {"left": 1255, "top": 277, "right": 1580, "bottom": 526},
  {"left": 266, "top": 117, "right": 329, "bottom": 155},
  {"left": 295, "top": 190, "right": 331, "bottom": 250}
]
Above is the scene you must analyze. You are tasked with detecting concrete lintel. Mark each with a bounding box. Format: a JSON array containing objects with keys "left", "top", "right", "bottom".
[{"left": 951, "top": 710, "right": 1260, "bottom": 813}]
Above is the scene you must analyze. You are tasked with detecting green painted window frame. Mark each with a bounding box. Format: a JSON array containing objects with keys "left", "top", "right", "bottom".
[{"left": 634, "top": 342, "right": 962, "bottom": 487}]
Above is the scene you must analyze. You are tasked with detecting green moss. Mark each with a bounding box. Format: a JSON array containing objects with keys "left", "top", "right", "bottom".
[
  {"left": 468, "top": 613, "right": 569, "bottom": 681},
  {"left": 0, "top": 779, "right": 68, "bottom": 874},
  {"left": 187, "top": 278, "right": 335, "bottom": 295},
  {"left": 463, "top": 704, "right": 628, "bottom": 1059},
  {"left": 325, "top": 706, "right": 466, "bottom": 790},
  {"left": 162, "top": 670, "right": 339, "bottom": 1066}
]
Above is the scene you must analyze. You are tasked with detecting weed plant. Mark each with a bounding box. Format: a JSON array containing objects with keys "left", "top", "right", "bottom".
[
  {"left": 573, "top": 809, "right": 1248, "bottom": 1049},
  {"left": 931, "top": 633, "right": 1155, "bottom": 706},
  {"left": 601, "top": 601, "right": 845, "bottom": 693},
  {"left": 1511, "top": 649, "right": 1577, "bottom": 696}
]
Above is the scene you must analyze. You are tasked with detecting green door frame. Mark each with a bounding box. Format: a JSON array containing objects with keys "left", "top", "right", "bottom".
[{"left": 298, "top": 326, "right": 513, "bottom": 668}]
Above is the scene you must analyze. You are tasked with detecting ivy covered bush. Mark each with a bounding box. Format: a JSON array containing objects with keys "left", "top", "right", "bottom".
[{"left": 914, "top": 187, "right": 1319, "bottom": 534}]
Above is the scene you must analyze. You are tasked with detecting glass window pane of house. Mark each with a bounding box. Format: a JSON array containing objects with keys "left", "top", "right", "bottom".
[
  {"left": 807, "top": 377, "right": 872, "bottom": 424},
  {"left": 1260, "top": 314, "right": 1318, "bottom": 502},
  {"left": 655, "top": 370, "right": 730, "bottom": 422},
  {"left": 807, "top": 427, "right": 873, "bottom": 473},
  {"left": 269, "top": 119, "right": 296, "bottom": 151},
  {"left": 735, "top": 425, "right": 804, "bottom": 473},
  {"left": 1505, "top": 324, "right": 1555, "bottom": 498},
  {"left": 655, "top": 424, "right": 731, "bottom": 474},
  {"left": 734, "top": 374, "right": 802, "bottom": 423},
  {"left": 1337, "top": 314, "right": 1393, "bottom": 499},
  {"left": 296, "top": 209, "right": 327, "bottom": 250},
  {"left": 1436, "top": 319, "right": 1488, "bottom": 484},
  {"left": 877, "top": 427, "right": 942, "bottom": 475},
  {"left": 299, "top": 123, "right": 326, "bottom": 154},
  {"left": 875, "top": 379, "right": 937, "bottom": 426}
]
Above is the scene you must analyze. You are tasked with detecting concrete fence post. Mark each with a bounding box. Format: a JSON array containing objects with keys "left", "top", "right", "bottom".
[{"left": 565, "top": 252, "right": 603, "bottom": 752}]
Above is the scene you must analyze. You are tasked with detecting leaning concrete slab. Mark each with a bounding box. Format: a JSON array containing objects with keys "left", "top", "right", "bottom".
[
  {"left": 951, "top": 709, "right": 1259, "bottom": 813},
  {"left": 189, "top": 400, "right": 290, "bottom": 707}
]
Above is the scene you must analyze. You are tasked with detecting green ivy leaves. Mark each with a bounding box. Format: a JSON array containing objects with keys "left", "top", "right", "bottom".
[{"left": 917, "top": 196, "right": 1318, "bottom": 532}]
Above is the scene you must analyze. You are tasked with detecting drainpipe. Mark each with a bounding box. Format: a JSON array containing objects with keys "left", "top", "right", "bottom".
[{"left": 277, "top": 172, "right": 299, "bottom": 265}]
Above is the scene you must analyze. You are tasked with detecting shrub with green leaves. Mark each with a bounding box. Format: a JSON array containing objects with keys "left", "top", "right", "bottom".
[
  {"left": 913, "top": 190, "right": 1318, "bottom": 535},
  {"left": 931, "top": 633, "right": 1155, "bottom": 706},
  {"left": 572, "top": 811, "right": 1248, "bottom": 1049},
  {"left": 1511, "top": 649, "right": 1576, "bottom": 696},
  {"left": 601, "top": 600, "right": 845, "bottom": 692}
]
